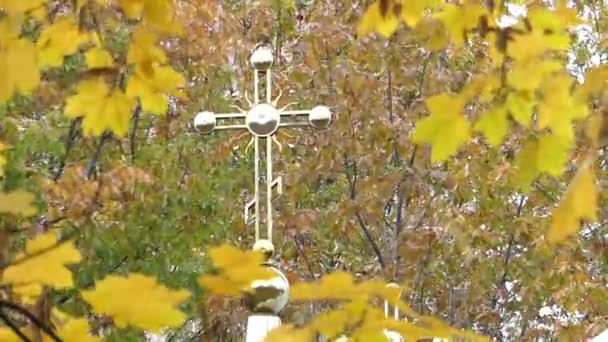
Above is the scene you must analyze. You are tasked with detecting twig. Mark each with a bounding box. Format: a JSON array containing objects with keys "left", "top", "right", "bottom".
[
  {"left": 129, "top": 105, "right": 142, "bottom": 163},
  {"left": 355, "top": 212, "right": 386, "bottom": 270},
  {"left": 489, "top": 195, "right": 526, "bottom": 337},
  {"left": 294, "top": 235, "right": 316, "bottom": 280},
  {"left": 87, "top": 131, "right": 112, "bottom": 179},
  {"left": 0, "top": 301, "right": 62, "bottom": 342},
  {"left": 392, "top": 186, "right": 404, "bottom": 280},
  {"left": 0, "top": 309, "right": 33, "bottom": 342},
  {"left": 54, "top": 118, "right": 82, "bottom": 181}
]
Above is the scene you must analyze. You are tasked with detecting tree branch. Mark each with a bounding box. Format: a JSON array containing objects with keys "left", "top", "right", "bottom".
[
  {"left": 87, "top": 131, "right": 112, "bottom": 179},
  {"left": 129, "top": 105, "right": 142, "bottom": 163},
  {"left": 54, "top": 118, "right": 82, "bottom": 181},
  {"left": 294, "top": 234, "right": 316, "bottom": 280},
  {"left": 355, "top": 212, "right": 385, "bottom": 270},
  {"left": 0, "top": 301, "right": 62, "bottom": 342},
  {"left": 0, "top": 309, "right": 33, "bottom": 342}
]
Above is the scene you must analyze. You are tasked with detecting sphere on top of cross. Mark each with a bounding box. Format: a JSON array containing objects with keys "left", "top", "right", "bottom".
[
  {"left": 253, "top": 239, "right": 275, "bottom": 260},
  {"left": 250, "top": 44, "right": 274, "bottom": 71}
]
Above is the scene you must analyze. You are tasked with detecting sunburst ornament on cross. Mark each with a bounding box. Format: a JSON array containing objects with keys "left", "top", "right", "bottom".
[{"left": 193, "top": 44, "right": 332, "bottom": 342}]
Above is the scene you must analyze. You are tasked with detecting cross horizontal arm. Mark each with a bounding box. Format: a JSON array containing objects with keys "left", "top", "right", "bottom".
[
  {"left": 280, "top": 110, "right": 311, "bottom": 117},
  {"left": 215, "top": 124, "right": 247, "bottom": 131},
  {"left": 216, "top": 112, "right": 247, "bottom": 119},
  {"left": 278, "top": 122, "right": 310, "bottom": 128}
]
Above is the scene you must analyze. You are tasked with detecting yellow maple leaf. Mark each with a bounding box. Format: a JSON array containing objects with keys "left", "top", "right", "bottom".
[
  {"left": 504, "top": 91, "right": 535, "bottom": 128},
  {"left": 411, "top": 94, "right": 470, "bottom": 163},
  {"left": 357, "top": 0, "right": 401, "bottom": 38},
  {"left": 537, "top": 74, "right": 589, "bottom": 141},
  {"left": 56, "top": 316, "right": 100, "bottom": 342},
  {"left": 142, "top": 0, "right": 183, "bottom": 35},
  {"left": 126, "top": 63, "right": 185, "bottom": 115},
  {"left": 576, "top": 65, "right": 608, "bottom": 100},
  {"left": 199, "top": 244, "right": 274, "bottom": 296},
  {"left": 265, "top": 324, "right": 315, "bottom": 342},
  {"left": 37, "top": 17, "right": 91, "bottom": 68},
  {"left": 127, "top": 28, "right": 167, "bottom": 65},
  {"left": 508, "top": 31, "right": 569, "bottom": 62},
  {"left": 64, "top": 78, "right": 135, "bottom": 137},
  {"left": 527, "top": 6, "right": 581, "bottom": 33},
  {"left": 119, "top": 0, "right": 144, "bottom": 18},
  {"left": 401, "top": 0, "right": 440, "bottom": 27},
  {"left": 548, "top": 159, "right": 597, "bottom": 244},
  {"left": 81, "top": 273, "right": 190, "bottom": 333},
  {"left": 507, "top": 60, "right": 562, "bottom": 91},
  {"left": 414, "top": 17, "right": 450, "bottom": 51},
  {"left": 474, "top": 107, "right": 509, "bottom": 146},
  {"left": 512, "top": 135, "right": 572, "bottom": 192},
  {"left": 0, "top": 190, "right": 37, "bottom": 216},
  {"left": 0, "top": 142, "right": 7, "bottom": 177},
  {"left": 0, "top": 0, "right": 45, "bottom": 13},
  {"left": 85, "top": 47, "right": 114, "bottom": 69},
  {"left": 0, "top": 328, "right": 22, "bottom": 342},
  {"left": 3, "top": 232, "right": 82, "bottom": 291},
  {"left": 437, "top": 3, "right": 487, "bottom": 47},
  {"left": 0, "top": 15, "right": 40, "bottom": 104},
  {"left": 118, "top": 0, "right": 182, "bottom": 34},
  {"left": 462, "top": 74, "right": 500, "bottom": 103}
]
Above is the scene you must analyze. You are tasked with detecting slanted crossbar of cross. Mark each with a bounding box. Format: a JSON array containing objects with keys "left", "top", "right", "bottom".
[{"left": 194, "top": 45, "right": 332, "bottom": 249}]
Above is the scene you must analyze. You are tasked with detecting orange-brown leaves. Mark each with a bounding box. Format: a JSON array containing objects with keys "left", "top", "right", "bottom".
[{"left": 44, "top": 165, "right": 152, "bottom": 219}]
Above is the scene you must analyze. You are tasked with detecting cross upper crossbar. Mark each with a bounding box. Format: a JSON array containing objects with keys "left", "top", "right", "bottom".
[{"left": 193, "top": 45, "right": 332, "bottom": 250}]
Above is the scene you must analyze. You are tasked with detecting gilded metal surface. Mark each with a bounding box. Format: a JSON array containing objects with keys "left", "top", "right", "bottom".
[{"left": 193, "top": 45, "right": 332, "bottom": 249}]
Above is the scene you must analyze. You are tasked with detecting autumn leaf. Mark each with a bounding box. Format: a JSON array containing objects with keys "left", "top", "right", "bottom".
[
  {"left": 527, "top": 6, "right": 581, "bottom": 33},
  {"left": 504, "top": 90, "right": 535, "bottom": 128},
  {"left": 0, "top": 328, "right": 21, "bottom": 342},
  {"left": 357, "top": 0, "right": 401, "bottom": 38},
  {"left": 0, "top": 190, "right": 37, "bottom": 216},
  {"left": 37, "top": 17, "right": 91, "bottom": 68},
  {"left": 474, "top": 107, "right": 509, "bottom": 146},
  {"left": 537, "top": 74, "right": 589, "bottom": 141},
  {"left": 512, "top": 135, "right": 572, "bottom": 192},
  {"left": 0, "top": 0, "right": 45, "bottom": 13},
  {"left": 118, "top": 0, "right": 182, "bottom": 34},
  {"left": 411, "top": 94, "right": 471, "bottom": 163},
  {"left": 547, "top": 159, "right": 597, "bottom": 244},
  {"left": 0, "top": 15, "right": 40, "bottom": 104},
  {"left": 401, "top": 0, "right": 440, "bottom": 27},
  {"left": 127, "top": 28, "right": 167, "bottom": 66},
  {"left": 85, "top": 47, "right": 114, "bottom": 69},
  {"left": 54, "top": 314, "right": 100, "bottom": 342},
  {"left": 81, "top": 273, "right": 190, "bottom": 333},
  {"left": 2, "top": 232, "right": 82, "bottom": 294},
  {"left": 576, "top": 65, "right": 608, "bottom": 100},
  {"left": 126, "top": 63, "right": 185, "bottom": 115},
  {"left": 199, "top": 244, "right": 275, "bottom": 296},
  {"left": 437, "top": 3, "right": 487, "bottom": 47},
  {"left": 0, "top": 142, "right": 7, "bottom": 177},
  {"left": 264, "top": 324, "right": 315, "bottom": 342},
  {"left": 64, "top": 78, "right": 135, "bottom": 137},
  {"left": 508, "top": 31, "right": 569, "bottom": 63},
  {"left": 507, "top": 60, "right": 562, "bottom": 91}
]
